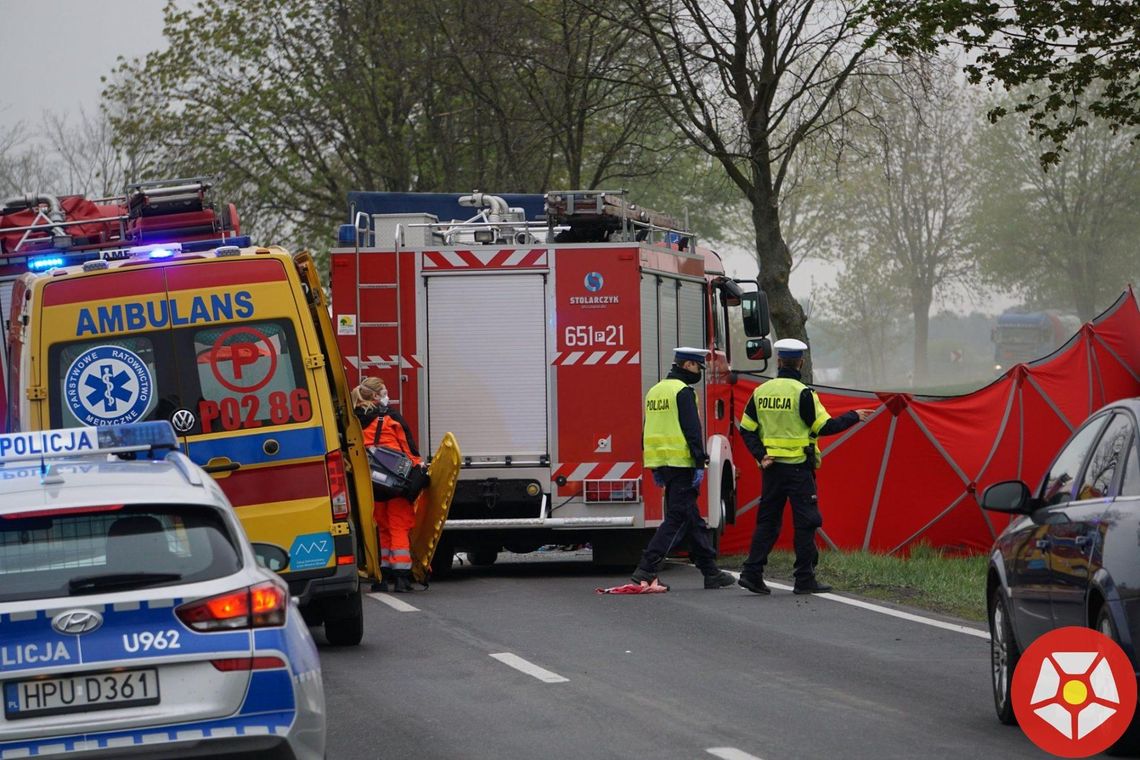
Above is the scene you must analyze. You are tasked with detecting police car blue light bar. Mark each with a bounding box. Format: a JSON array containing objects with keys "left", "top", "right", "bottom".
[{"left": 0, "top": 422, "right": 180, "bottom": 463}]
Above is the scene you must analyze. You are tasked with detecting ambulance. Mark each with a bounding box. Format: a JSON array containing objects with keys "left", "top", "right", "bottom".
[
  {"left": 7, "top": 233, "right": 375, "bottom": 646},
  {"left": 331, "top": 190, "right": 771, "bottom": 574}
]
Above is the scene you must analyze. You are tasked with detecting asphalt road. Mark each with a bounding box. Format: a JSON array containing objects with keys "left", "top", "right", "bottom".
[{"left": 316, "top": 553, "right": 1049, "bottom": 760}]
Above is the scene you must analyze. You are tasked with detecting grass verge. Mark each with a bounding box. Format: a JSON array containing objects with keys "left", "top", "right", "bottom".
[{"left": 719, "top": 544, "right": 989, "bottom": 623}]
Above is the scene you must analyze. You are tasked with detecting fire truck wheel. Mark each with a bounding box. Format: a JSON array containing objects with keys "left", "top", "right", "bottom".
[
  {"left": 467, "top": 549, "right": 498, "bottom": 566},
  {"left": 722, "top": 466, "right": 737, "bottom": 526},
  {"left": 323, "top": 592, "right": 364, "bottom": 646}
]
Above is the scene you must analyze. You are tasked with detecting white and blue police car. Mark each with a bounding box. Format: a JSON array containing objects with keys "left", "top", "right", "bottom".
[{"left": 0, "top": 422, "right": 325, "bottom": 759}]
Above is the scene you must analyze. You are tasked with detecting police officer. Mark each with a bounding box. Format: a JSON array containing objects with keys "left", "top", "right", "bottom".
[
  {"left": 631, "top": 347, "right": 736, "bottom": 589},
  {"left": 736, "top": 338, "right": 874, "bottom": 595}
]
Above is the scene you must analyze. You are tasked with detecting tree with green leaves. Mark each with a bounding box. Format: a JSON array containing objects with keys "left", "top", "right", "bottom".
[
  {"left": 869, "top": 0, "right": 1140, "bottom": 162},
  {"left": 103, "top": 0, "right": 673, "bottom": 251},
  {"left": 968, "top": 94, "right": 1140, "bottom": 321},
  {"left": 605, "top": 0, "right": 890, "bottom": 381},
  {"left": 825, "top": 58, "right": 979, "bottom": 384}
]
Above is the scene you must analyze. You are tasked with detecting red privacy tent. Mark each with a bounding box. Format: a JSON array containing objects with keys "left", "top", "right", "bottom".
[{"left": 722, "top": 286, "right": 1140, "bottom": 556}]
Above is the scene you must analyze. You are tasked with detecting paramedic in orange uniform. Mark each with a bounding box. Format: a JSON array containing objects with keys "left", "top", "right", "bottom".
[{"left": 353, "top": 377, "right": 421, "bottom": 593}]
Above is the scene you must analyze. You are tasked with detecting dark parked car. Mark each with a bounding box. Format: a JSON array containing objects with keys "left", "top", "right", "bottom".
[{"left": 982, "top": 397, "right": 1140, "bottom": 740}]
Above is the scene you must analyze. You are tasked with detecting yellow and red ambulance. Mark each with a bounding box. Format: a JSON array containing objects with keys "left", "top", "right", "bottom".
[{"left": 7, "top": 242, "right": 375, "bottom": 646}]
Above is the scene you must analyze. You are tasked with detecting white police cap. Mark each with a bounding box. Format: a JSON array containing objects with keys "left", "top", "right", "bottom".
[
  {"left": 773, "top": 338, "right": 808, "bottom": 358},
  {"left": 673, "top": 346, "right": 708, "bottom": 365}
]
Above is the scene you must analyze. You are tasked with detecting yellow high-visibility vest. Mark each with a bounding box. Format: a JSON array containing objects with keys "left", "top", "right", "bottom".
[
  {"left": 643, "top": 378, "right": 695, "bottom": 468},
  {"left": 739, "top": 377, "right": 830, "bottom": 465}
]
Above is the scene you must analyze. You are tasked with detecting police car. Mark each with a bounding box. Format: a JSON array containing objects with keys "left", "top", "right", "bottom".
[{"left": 0, "top": 422, "right": 325, "bottom": 759}]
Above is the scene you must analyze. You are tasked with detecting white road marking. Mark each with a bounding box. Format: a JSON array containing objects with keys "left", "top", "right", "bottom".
[
  {"left": 707, "top": 748, "right": 764, "bottom": 760},
  {"left": 725, "top": 571, "right": 990, "bottom": 640},
  {"left": 366, "top": 592, "right": 419, "bottom": 612},
  {"left": 489, "top": 652, "right": 570, "bottom": 683}
]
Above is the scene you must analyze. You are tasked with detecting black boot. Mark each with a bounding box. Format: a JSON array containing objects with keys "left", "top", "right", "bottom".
[
  {"left": 371, "top": 575, "right": 391, "bottom": 593},
  {"left": 393, "top": 570, "right": 414, "bottom": 593}
]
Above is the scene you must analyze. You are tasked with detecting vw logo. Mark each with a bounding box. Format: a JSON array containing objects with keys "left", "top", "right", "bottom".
[
  {"left": 584, "top": 272, "right": 604, "bottom": 292},
  {"left": 51, "top": 609, "right": 104, "bottom": 635},
  {"left": 171, "top": 408, "right": 196, "bottom": 433}
]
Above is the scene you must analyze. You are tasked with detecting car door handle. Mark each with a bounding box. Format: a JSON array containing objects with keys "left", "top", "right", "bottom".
[
  {"left": 1035, "top": 539, "right": 1050, "bottom": 550},
  {"left": 202, "top": 457, "right": 241, "bottom": 474}
]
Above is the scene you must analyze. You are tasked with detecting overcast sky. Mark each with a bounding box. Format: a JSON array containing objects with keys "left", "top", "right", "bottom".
[{"left": 0, "top": 0, "right": 168, "bottom": 128}]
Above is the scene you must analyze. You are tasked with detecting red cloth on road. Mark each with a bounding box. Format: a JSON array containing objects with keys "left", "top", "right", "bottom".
[{"left": 595, "top": 580, "right": 670, "bottom": 594}]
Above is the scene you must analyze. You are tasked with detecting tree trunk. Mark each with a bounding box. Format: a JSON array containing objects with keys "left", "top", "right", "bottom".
[
  {"left": 911, "top": 287, "right": 932, "bottom": 385},
  {"left": 751, "top": 191, "right": 810, "bottom": 381}
]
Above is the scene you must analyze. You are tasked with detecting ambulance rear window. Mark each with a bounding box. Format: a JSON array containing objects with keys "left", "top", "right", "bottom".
[
  {"left": 0, "top": 505, "right": 242, "bottom": 602},
  {"left": 177, "top": 319, "right": 313, "bottom": 435},
  {"left": 50, "top": 335, "right": 169, "bottom": 428}
]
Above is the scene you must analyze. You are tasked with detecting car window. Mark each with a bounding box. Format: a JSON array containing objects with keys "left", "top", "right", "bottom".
[
  {"left": 1041, "top": 415, "right": 1109, "bottom": 506},
  {"left": 0, "top": 504, "right": 242, "bottom": 603},
  {"left": 1075, "top": 413, "right": 1134, "bottom": 500},
  {"left": 1122, "top": 436, "right": 1140, "bottom": 497}
]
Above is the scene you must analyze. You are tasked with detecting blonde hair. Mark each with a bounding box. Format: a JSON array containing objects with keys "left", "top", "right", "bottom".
[{"left": 351, "top": 376, "right": 387, "bottom": 411}]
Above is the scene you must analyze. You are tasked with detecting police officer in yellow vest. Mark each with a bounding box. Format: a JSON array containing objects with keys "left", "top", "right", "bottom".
[
  {"left": 631, "top": 347, "right": 736, "bottom": 589},
  {"left": 737, "top": 338, "right": 874, "bottom": 595}
]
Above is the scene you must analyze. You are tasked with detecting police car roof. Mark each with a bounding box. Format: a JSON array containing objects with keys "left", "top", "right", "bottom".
[
  {"left": 0, "top": 424, "right": 217, "bottom": 515},
  {"left": 0, "top": 457, "right": 216, "bottom": 514}
]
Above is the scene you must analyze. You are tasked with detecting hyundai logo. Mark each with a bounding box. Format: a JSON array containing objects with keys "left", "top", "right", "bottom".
[
  {"left": 51, "top": 609, "right": 104, "bottom": 635},
  {"left": 171, "top": 408, "right": 196, "bottom": 433}
]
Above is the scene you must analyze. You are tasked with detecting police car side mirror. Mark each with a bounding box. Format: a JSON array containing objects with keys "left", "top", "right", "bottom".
[
  {"left": 746, "top": 338, "right": 771, "bottom": 361},
  {"left": 252, "top": 542, "right": 290, "bottom": 572}
]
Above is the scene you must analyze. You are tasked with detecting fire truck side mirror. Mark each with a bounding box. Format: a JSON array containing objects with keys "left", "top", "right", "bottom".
[
  {"left": 746, "top": 338, "right": 772, "bottom": 361},
  {"left": 741, "top": 287, "right": 769, "bottom": 338}
]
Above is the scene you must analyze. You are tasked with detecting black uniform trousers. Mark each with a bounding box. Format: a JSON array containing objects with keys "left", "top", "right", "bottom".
[
  {"left": 742, "top": 462, "right": 822, "bottom": 583},
  {"left": 636, "top": 466, "right": 719, "bottom": 577}
]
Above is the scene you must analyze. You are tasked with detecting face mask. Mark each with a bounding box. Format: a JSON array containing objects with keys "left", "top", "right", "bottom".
[
  {"left": 378, "top": 393, "right": 390, "bottom": 407},
  {"left": 677, "top": 365, "right": 703, "bottom": 385}
]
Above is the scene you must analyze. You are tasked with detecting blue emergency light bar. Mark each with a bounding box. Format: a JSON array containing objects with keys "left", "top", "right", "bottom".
[
  {"left": 28, "top": 255, "right": 68, "bottom": 271},
  {"left": 0, "top": 422, "right": 180, "bottom": 464}
]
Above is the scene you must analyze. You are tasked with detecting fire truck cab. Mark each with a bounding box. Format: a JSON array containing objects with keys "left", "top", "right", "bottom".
[{"left": 331, "top": 191, "right": 770, "bottom": 573}]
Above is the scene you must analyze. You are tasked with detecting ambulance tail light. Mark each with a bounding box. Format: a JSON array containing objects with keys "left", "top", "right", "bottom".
[
  {"left": 176, "top": 581, "right": 287, "bottom": 631},
  {"left": 326, "top": 450, "right": 349, "bottom": 519}
]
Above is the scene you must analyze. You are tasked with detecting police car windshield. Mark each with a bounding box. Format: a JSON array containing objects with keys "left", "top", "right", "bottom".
[{"left": 0, "top": 505, "right": 242, "bottom": 603}]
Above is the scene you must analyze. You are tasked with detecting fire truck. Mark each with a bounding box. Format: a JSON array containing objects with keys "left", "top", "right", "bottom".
[
  {"left": 0, "top": 179, "right": 245, "bottom": 425},
  {"left": 330, "top": 191, "right": 771, "bottom": 574}
]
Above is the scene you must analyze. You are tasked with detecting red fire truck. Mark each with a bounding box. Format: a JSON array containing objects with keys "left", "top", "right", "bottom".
[
  {"left": 330, "top": 191, "right": 771, "bottom": 574},
  {"left": 0, "top": 179, "right": 246, "bottom": 427}
]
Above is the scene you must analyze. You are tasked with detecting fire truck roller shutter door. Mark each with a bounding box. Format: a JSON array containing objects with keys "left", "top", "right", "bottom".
[
  {"left": 677, "top": 281, "right": 705, "bottom": 355},
  {"left": 425, "top": 274, "right": 548, "bottom": 458},
  {"left": 678, "top": 278, "right": 706, "bottom": 399},
  {"left": 640, "top": 274, "right": 659, "bottom": 398},
  {"left": 657, "top": 278, "right": 679, "bottom": 378}
]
